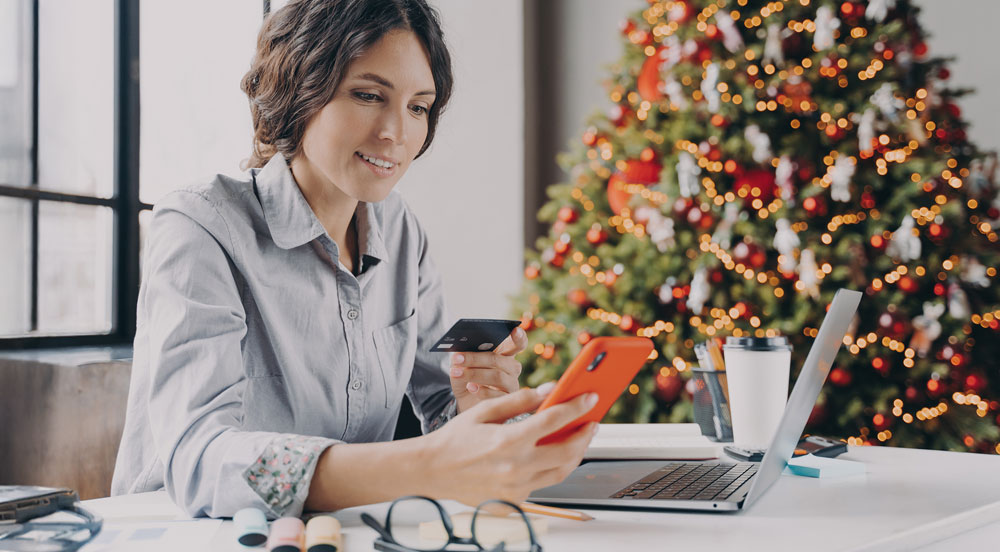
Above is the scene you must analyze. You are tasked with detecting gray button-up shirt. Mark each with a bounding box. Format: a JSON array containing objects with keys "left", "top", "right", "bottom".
[{"left": 111, "top": 154, "right": 455, "bottom": 517}]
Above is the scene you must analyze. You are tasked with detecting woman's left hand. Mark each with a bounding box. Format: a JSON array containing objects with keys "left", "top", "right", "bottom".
[{"left": 450, "top": 326, "right": 528, "bottom": 413}]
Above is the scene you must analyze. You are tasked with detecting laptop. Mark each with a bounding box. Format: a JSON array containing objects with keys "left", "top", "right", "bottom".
[{"left": 529, "top": 288, "right": 863, "bottom": 512}]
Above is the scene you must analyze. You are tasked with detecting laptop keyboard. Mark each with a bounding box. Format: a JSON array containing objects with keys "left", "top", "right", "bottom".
[{"left": 610, "top": 462, "right": 758, "bottom": 501}]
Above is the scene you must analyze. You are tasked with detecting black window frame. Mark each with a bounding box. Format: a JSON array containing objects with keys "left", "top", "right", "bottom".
[{"left": 0, "top": 0, "right": 147, "bottom": 350}]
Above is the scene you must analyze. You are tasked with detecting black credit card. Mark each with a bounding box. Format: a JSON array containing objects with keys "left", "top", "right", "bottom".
[{"left": 429, "top": 318, "right": 521, "bottom": 353}]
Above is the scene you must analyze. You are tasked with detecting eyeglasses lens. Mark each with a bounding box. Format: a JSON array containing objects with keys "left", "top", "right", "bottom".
[
  {"left": 471, "top": 502, "right": 534, "bottom": 552},
  {"left": 386, "top": 497, "right": 449, "bottom": 551}
]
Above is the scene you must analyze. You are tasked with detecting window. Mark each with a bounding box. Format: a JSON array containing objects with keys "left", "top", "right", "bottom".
[{"left": 0, "top": 0, "right": 261, "bottom": 348}]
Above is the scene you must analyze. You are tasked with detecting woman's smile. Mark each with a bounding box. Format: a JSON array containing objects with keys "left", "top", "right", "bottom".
[{"left": 356, "top": 151, "right": 398, "bottom": 177}]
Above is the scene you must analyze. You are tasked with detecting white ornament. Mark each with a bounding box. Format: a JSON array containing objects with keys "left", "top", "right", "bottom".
[
  {"left": 676, "top": 151, "right": 702, "bottom": 198},
  {"left": 829, "top": 156, "right": 856, "bottom": 202},
  {"left": 763, "top": 23, "right": 787, "bottom": 66},
  {"left": 658, "top": 276, "right": 678, "bottom": 304},
  {"left": 688, "top": 267, "right": 710, "bottom": 314},
  {"left": 910, "top": 302, "right": 945, "bottom": 357},
  {"left": 661, "top": 76, "right": 688, "bottom": 110},
  {"left": 773, "top": 218, "right": 800, "bottom": 273},
  {"left": 744, "top": 124, "right": 773, "bottom": 164},
  {"left": 712, "top": 202, "right": 740, "bottom": 249},
  {"left": 870, "top": 83, "right": 903, "bottom": 120},
  {"left": 857, "top": 109, "right": 876, "bottom": 154},
  {"left": 968, "top": 153, "right": 997, "bottom": 197},
  {"left": 886, "top": 216, "right": 921, "bottom": 263},
  {"left": 701, "top": 63, "right": 721, "bottom": 113},
  {"left": 715, "top": 11, "right": 744, "bottom": 53},
  {"left": 961, "top": 256, "right": 990, "bottom": 287},
  {"left": 776, "top": 156, "right": 795, "bottom": 204},
  {"left": 813, "top": 6, "right": 841, "bottom": 51},
  {"left": 866, "top": 0, "right": 896, "bottom": 23},
  {"left": 635, "top": 206, "right": 676, "bottom": 252},
  {"left": 797, "top": 248, "right": 820, "bottom": 298},
  {"left": 948, "top": 283, "right": 971, "bottom": 320}
]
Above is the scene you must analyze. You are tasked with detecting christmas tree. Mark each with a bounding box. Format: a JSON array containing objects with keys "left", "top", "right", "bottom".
[{"left": 512, "top": 0, "right": 1000, "bottom": 453}]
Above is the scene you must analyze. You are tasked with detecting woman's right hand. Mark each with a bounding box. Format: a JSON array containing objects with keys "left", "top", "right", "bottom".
[{"left": 417, "top": 384, "right": 600, "bottom": 507}]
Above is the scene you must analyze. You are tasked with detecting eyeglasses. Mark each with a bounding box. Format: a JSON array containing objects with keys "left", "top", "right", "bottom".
[
  {"left": 0, "top": 504, "right": 102, "bottom": 552},
  {"left": 361, "top": 496, "right": 543, "bottom": 552}
]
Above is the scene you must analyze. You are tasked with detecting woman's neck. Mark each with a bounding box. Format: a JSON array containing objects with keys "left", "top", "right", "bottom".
[{"left": 289, "top": 156, "right": 359, "bottom": 272}]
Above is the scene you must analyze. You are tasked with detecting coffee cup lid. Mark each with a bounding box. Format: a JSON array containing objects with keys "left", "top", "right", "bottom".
[{"left": 723, "top": 336, "right": 792, "bottom": 351}]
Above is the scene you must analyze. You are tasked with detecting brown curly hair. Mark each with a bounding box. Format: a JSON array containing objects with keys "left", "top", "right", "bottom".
[{"left": 241, "top": 0, "right": 453, "bottom": 169}]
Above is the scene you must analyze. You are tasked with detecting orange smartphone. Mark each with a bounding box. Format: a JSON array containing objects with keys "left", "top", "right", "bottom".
[{"left": 535, "top": 336, "right": 654, "bottom": 445}]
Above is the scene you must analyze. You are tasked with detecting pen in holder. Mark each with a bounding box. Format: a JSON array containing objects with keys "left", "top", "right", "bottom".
[{"left": 692, "top": 340, "right": 733, "bottom": 442}]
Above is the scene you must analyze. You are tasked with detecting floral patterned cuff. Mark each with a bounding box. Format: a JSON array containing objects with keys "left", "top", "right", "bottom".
[
  {"left": 427, "top": 397, "right": 458, "bottom": 433},
  {"left": 243, "top": 435, "right": 335, "bottom": 517}
]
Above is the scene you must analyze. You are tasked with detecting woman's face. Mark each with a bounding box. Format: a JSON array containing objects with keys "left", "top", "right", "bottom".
[{"left": 297, "top": 29, "right": 436, "bottom": 203}]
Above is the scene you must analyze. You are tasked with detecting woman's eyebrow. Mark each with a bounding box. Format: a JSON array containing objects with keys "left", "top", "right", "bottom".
[{"left": 352, "top": 72, "right": 436, "bottom": 97}]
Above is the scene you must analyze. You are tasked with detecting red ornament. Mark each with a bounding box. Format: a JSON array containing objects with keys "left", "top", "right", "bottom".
[
  {"left": 733, "top": 240, "right": 767, "bottom": 269},
  {"left": 667, "top": 0, "right": 693, "bottom": 23},
  {"left": 582, "top": 127, "right": 599, "bottom": 146},
  {"left": 829, "top": 367, "right": 852, "bottom": 386},
  {"left": 619, "top": 19, "right": 636, "bottom": 36},
  {"left": 558, "top": 206, "right": 579, "bottom": 223},
  {"left": 568, "top": 288, "right": 590, "bottom": 307},
  {"left": 913, "top": 41, "right": 928, "bottom": 58},
  {"left": 898, "top": 275, "right": 918, "bottom": 294},
  {"left": 525, "top": 264, "right": 540, "bottom": 279},
  {"left": 619, "top": 314, "right": 638, "bottom": 333},
  {"left": 872, "top": 413, "right": 892, "bottom": 431},
  {"left": 607, "top": 160, "right": 662, "bottom": 215},
  {"left": 926, "top": 378, "right": 942, "bottom": 395},
  {"left": 905, "top": 386, "right": 919, "bottom": 401},
  {"left": 938, "top": 67, "right": 951, "bottom": 80},
  {"left": 607, "top": 104, "right": 632, "bottom": 127},
  {"left": 878, "top": 310, "right": 911, "bottom": 340},
  {"left": 734, "top": 169, "right": 777, "bottom": 203},
  {"left": 586, "top": 226, "right": 609, "bottom": 245},
  {"left": 637, "top": 47, "right": 667, "bottom": 102},
  {"left": 945, "top": 102, "right": 962, "bottom": 119},
  {"left": 965, "top": 374, "right": 985, "bottom": 393},
  {"left": 807, "top": 402, "right": 828, "bottom": 425},
  {"left": 802, "top": 195, "right": 827, "bottom": 217},
  {"left": 655, "top": 372, "right": 684, "bottom": 403},
  {"left": 871, "top": 357, "right": 889, "bottom": 376}
]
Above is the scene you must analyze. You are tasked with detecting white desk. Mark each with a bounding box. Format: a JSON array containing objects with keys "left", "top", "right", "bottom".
[{"left": 82, "top": 446, "right": 1000, "bottom": 552}]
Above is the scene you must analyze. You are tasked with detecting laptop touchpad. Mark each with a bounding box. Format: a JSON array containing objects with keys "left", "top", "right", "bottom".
[{"left": 530, "top": 460, "right": 668, "bottom": 499}]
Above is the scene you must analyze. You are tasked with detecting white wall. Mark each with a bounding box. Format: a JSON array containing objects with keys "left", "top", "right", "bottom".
[
  {"left": 915, "top": 0, "right": 1000, "bottom": 154},
  {"left": 399, "top": 1, "right": 524, "bottom": 319}
]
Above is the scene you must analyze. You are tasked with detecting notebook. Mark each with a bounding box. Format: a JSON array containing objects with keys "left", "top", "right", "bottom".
[{"left": 584, "top": 423, "right": 721, "bottom": 460}]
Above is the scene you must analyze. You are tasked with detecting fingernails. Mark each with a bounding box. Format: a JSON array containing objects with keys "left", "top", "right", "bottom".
[
  {"left": 452, "top": 353, "right": 465, "bottom": 365},
  {"left": 591, "top": 422, "right": 600, "bottom": 435},
  {"left": 466, "top": 382, "right": 480, "bottom": 393},
  {"left": 515, "top": 327, "right": 525, "bottom": 339},
  {"left": 586, "top": 393, "right": 600, "bottom": 407},
  {"left": 536, "top": 381, "right": 557, "bottom": 397},
  {"left": 450, "top": 366, "right": 464, "bottom": 378}
]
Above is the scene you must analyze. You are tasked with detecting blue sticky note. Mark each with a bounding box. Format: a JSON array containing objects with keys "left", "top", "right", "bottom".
[{"left": 785, "top": 454, "right": 865, "bottom": 478}]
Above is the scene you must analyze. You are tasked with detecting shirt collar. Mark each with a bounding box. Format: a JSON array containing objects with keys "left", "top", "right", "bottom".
[{"left": 253, "top": 154, "right": 388, "bottom": 266}]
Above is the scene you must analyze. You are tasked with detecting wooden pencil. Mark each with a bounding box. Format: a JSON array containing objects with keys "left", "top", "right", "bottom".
[{"left": 519, "top": 502, "right": 594, "bottom": 522}]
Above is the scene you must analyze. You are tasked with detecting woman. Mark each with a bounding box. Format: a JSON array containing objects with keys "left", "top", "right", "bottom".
[{"left": 111, "top": 0, "right": 597, "bottom": 518}]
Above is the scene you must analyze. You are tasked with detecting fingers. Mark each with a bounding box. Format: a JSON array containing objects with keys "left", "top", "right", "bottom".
[
  {"left": 470, "top": 386, "right": 548, "bottom": 424},
  {"left": 460, "top": 368, "right": 519, "bottom": 394},
  {"left": 525, "top": 422, "right": 597, "bottom": 489},
  {"left": 495, "top": 327, "right": 528, "bottom": 356},
  {"left": 521, "top": 392, "right": 599, "bottom": 441},
  {"left": 451, "top": 352, "right": 522, "bottom": 378}
]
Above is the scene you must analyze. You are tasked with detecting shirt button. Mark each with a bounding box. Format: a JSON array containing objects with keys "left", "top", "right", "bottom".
[
  {"left": 347, "top": 309, "right": 359, "bottom": 320},
  {"left": 351, "top": 379, "right": 362, "bottom": 390}
]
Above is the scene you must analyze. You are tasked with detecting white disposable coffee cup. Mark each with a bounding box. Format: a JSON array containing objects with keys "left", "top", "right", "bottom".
[{"left": 723, "top": 336, "right": 793, "bottom": 449}]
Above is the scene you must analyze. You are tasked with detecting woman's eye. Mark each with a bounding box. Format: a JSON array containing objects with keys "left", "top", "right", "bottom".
[
  {"left": 354, "top": 92, "right": 381, "bottom": 102},
  {"left": 409, "top": 105, "right": 428, "bottom": 115}
]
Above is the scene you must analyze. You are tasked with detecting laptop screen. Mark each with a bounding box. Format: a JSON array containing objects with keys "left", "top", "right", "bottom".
[{"left": 742, "top": 288, "right": 863, "bottom": 508}]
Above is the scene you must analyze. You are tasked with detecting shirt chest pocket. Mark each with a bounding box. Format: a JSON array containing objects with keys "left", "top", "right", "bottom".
[{"left": 373, "top": 309, "right": 418, "bottom": 408}]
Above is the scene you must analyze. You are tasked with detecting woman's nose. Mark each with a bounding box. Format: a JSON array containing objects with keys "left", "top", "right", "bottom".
[{"left": 377, "top": 105, "right": 408, "bottom": 144}]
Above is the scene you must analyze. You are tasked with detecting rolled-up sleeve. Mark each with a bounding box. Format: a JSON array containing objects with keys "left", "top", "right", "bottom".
[{"left": 143, "top": 194, "right": 337, "bottom": 519}]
